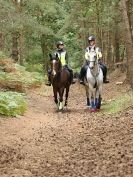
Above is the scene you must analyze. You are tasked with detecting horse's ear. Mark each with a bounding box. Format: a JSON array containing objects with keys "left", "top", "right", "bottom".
[{"left": 49, "top": 54, "right": 52, "bottom": 60}]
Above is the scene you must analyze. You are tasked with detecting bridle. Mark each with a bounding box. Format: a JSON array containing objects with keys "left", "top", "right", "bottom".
[{"left": 51, "top": 59, "right": 61, "bottom": 76}]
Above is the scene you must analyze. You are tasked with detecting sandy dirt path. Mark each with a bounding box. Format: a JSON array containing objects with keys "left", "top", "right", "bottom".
[{"left": 0, "top": 72, "right": 133, "bottom": 177}]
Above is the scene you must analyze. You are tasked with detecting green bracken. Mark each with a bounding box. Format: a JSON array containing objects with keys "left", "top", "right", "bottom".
[
  {"left": 0, "top": 91, "right": 27, "bottom": 117},
  {"left": 102, "top": 91, "right": 133, "bottom": 115},
  {"left": 0, "top": 64, "right": 44, "bottom": 91}
]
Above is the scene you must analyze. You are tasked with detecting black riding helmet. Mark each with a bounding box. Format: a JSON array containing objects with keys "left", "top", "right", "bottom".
[
  {"left": 88, "top": 35, "right": 96, "bottom": 42},
  {"left": 56, "top": 41, "right": 64, "bottom": 48}
]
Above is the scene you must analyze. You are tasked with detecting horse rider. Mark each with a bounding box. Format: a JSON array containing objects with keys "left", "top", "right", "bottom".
[
  {"left": 46, "top": 41, "right": 75, "bottom": 86},
  {"left": 79, "top": 35, "right": 109, "bottom": 85}
]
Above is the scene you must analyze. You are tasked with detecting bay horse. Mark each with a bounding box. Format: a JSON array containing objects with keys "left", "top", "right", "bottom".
[
  {"left": 85, "top": 51, "right": 103, "bottom": 112},
  {"left": 49, "top": 53, "right": 71, "bottom": 111}
]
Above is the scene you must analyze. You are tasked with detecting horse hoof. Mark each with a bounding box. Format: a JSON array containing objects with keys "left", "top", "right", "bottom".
[
  {"left": 87, "top": 105, "right": 91, "bottom": 108},
  {"left": 96, "top": 108, "right": 100, "bottom": 111},
  {"left": 58, "top": 108, "right": 63, "bottom": 112},
  {"left": 90, "top": 108, "right": 97, "bottom": 112}
]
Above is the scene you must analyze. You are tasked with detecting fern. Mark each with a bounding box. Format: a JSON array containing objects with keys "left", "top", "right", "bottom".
[{"left": 0, "top": 91, "right": 27, "bottom": 117}]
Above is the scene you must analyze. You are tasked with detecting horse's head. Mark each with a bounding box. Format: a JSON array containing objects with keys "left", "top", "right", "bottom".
[
  {"left": 49, "top": 53, "right": 61, "bottom": 76},
  {"left": 88, "top": 51, "right": 97, "bottom": 69}
]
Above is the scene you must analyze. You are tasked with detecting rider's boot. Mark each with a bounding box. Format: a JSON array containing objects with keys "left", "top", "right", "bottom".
[
  {"left": 80, "top": 78, "right": 85, "bottom": 85},
  {"left": 103, "top": 74, "right": 109, "bottom": 83},
  {"left": 79, "top": 65, "right": 87, "bottom": 85},
  {"left": 68, "top": 68, "right": 76, "bottom": 84},
  {"left": 103, "top": 80, "right": 109, "bottom": 83},
  {"left": 45, "top": 74, "right": 51, "bottom": 86},
  {"left": 79, "top": 73, "right": 85, "bottom": 85},
  {"left": 46, "top": 80, "right": 51, "bottom": 86},
  {"left": 71, "top": 74, "right": 76, "bottom": 84},
  {"left": 100, "top": 64, "right": 109, "bottom": 84}
]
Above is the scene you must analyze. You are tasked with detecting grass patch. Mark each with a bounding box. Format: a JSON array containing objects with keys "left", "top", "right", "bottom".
[
  {"left": 24, "top": 63, "right": 44, "bottom": 73},
  {"left": 102, "top": 91, "right": 133, "bottom": 115},
  {"left": 0, "top": 91, "right": 27, "bottom": 117}
]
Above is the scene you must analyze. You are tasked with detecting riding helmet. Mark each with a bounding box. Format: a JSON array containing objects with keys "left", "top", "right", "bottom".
[
  {"left": 56, "top": 41, "right": 64, "bottom": 48},
  {"left": 88, "top": 35, "right": 96, "bottom": 42}
]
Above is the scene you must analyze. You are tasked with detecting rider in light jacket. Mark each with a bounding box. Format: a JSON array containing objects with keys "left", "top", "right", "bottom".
[{"left": 79, "top": 35, "right": 109, "bottom": 85}]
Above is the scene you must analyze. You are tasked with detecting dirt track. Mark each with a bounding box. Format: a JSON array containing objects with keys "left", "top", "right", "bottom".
[{"left": 0, "top": 72, "right": 133, "bottom": 177}]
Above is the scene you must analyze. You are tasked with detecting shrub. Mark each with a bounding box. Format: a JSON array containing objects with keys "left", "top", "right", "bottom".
[
  {"left": 0, "top": 91, "right": 27, "bottom": 116},
  {"left": 24, "top": 63, "right": 44, "bottom": 73},
  {"left": 0, "top": 51, "right": 6, "bottom": 59},
  {"left": 0, "top": 59, "right": 44, "bottom": 91}
]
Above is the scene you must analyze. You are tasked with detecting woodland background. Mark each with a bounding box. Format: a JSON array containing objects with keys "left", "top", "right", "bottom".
[{"left": 0, "top": 0, "right": 133, "bottom": 92}]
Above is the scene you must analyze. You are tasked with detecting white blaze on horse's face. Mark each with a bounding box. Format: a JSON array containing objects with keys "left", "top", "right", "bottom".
[
  {"left": 89, "top": 51, "right": 97, "bottom": 69},
  {"left": 52, "top": 60, "right": 57, "bottom": 76}
]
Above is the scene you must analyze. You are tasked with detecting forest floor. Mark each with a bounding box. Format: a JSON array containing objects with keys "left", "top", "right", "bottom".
[{"left": 0, "top": 69, "right": 133, "bottom": 177}]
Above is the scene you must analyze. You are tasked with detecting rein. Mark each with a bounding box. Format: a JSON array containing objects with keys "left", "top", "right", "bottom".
[
  {"left": 51, "top": 59, "right": 62, "bottom": 80},
  {"left": 88, "top": 60, "right": 100, "bottom": 88},
  {"left": 88, "top": 60, "right": 99, "bottom": 76}
]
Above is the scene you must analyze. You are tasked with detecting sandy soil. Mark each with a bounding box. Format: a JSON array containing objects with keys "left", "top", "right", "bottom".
[{"left": 0, "top": 70, "right": 133, "bottom": 177}]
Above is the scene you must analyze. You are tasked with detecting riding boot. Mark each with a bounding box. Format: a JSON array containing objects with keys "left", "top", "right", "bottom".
[
  {"left": 79, "top": 67, "right": 84, "bottom": 85},
  {"left": 79, "top": 65, "right": 87, "bottom": 85},
  {"left": 103, "top": 71, "right": 109, "bottom": 83},
  {"left": 103, "top": 77, "right": 109, "bottom": 83},
  {"left": 70, "top": 70, "right": 76, "bottom": 84},
  {"left": 46, "top": 70, "right": 51, "bottom": 86},
  {"left": 79, "top": 77, "right": 85, "bottom": 85},
  {"left": 67, "top": 67, "right": 76, "bottom": 84},
  {"left": 100, "top": 64, "right": 109, "bottom": 84}
]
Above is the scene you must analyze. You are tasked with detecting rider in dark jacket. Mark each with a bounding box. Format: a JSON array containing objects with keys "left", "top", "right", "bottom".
[
  {"left": 46, "top": 41, "right": 75, "bottom": 86},
  {"left": 79, "top": 35, "right": 109, "bottom": 85}
]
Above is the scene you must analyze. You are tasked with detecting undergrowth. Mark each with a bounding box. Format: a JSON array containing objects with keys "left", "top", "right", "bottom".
[
  {"left": 0, "top": 91, "right": 27, "bottom": 117},
  {"left": 102, "top": 91, "right": 133, "bottom": 115},
  {"left": 0, "top": 59, "right": 44, "bottom": 92}
]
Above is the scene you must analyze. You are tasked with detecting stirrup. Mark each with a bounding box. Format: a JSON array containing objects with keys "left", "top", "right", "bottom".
[
  {"left": 103, "top": 80, "right": 109, "bottom": 84},
  {"left": 71, "top": 80, "right": 76, "bottom": 84},
  {"left": 45, "top": 82, "right": 51, "bottom": 86},
  {"left": 80, "top": 80, "right": 85, "bottom": 85}
]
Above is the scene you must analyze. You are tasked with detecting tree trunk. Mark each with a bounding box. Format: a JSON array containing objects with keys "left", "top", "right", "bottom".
[
  {"left": 120, "top": 0, "right": 133, "bottom": 88},
  {"left": 114, "top": 26, "right": 120, "bottom": 63},
  {"left": 41, "top": 34, "right": 49, "bottom": 73},
  {"left": 107, "top": 31, "right": 112, "bottom": 65},
  {"left": 95, "top": 0, "right": 101, "bottom": 46},
  {"left": 11, "top": 0, "right": 23, "bottom": 63},
  {"left": 19, "top": 30, "right": 24, "bottom": 64},
  {"left": 0, "top": 32, "right": 4, "bottom": 50},
  {"left": 11, "top": 32, "right": 19, "bottom": 62},
  {"left": 127, "top": 0, "right": 133, "bottom": 41}
]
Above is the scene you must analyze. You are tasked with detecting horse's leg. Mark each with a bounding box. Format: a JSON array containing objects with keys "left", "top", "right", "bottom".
[
  {"left": 95, "top": 88, "right": 99, "bottom": 109},
  {"left": 59, "top": 88, "right": 64, "bottom": 110},
  {"left": 85, "top": 85, "right": 90, "bottom": 107},
  {"left": 93, "top": 78, "right": 98, "bottom": 110},
  {"left": 89, "top": 84, "right": 94, "bottom": 109},
  {"left": 64, "top": 86, "right": 70, "bottom": 107},
  {"left": 53, "top": 88, "right": 58, "bottom": 107},
  {"left": 94, "top": 88, "right": 97, "bottom": 109},
  {"left": 96, "top": 72, "right": 103, "bottom": 109},
  {"left": 96, "top": 85, "right": 102, "bottom": 109}
]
